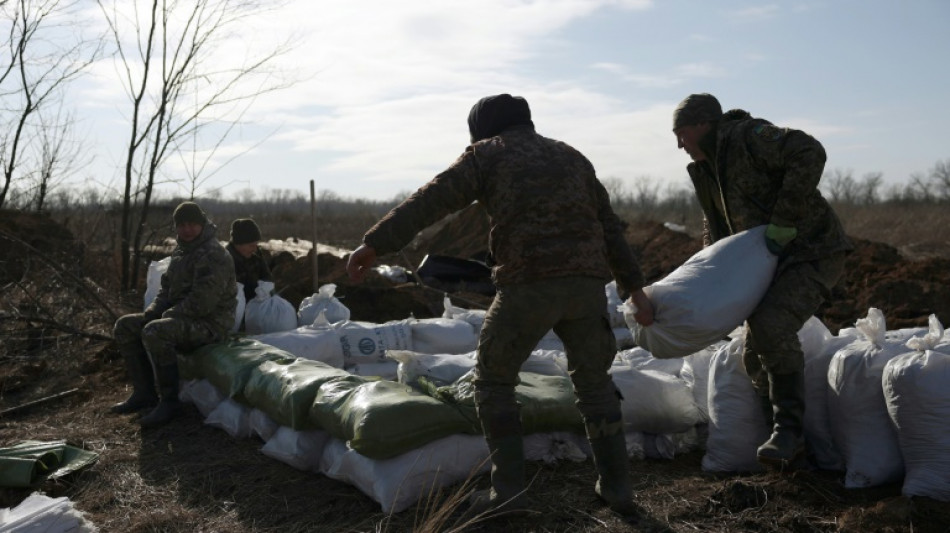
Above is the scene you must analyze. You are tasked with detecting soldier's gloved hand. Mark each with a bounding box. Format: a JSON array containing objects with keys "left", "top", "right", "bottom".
[{"left": 765, "top": 224, "right": 797, "bottom": 255}]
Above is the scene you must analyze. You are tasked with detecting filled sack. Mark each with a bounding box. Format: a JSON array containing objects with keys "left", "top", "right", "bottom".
[{"left": 623, "top": 225, "right": 778, "bottom": 359}]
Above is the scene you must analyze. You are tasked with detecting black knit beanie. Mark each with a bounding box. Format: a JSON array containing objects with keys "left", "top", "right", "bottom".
[
  {"left": 230, "top": 218, "right": 262, "bottom": 245},
  {"left": 172, "top": 201, "right": 207, "bottom": 226},
  {"left": 468, "top": 94, "right": 535, "bottom": 143}
]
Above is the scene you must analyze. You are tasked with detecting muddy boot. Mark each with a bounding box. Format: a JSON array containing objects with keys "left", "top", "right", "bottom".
[
  {"left": 467, "top": 435, "right": 528, "bottom": 516},
  {"left": 587, "top": 415, "right": 639, "bottom": 518},
  {"left": 757, "top": 371, "right": 805, "bottom": 470},
  {"left": 110, "top": 350, "right": 158, "bottom": 414},
  {"left": 139, "top": 364, "right": 182, "bottom": 429}
]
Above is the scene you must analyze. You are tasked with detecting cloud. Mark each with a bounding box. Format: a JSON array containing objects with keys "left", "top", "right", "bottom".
[{"left": 731, "top": 4, "right": 781, "bottom": 21}]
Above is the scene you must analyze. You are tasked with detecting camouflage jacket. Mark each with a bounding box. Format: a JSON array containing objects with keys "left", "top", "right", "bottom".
[
  {"left": 226, "top": 242, "right": 271, "bottom": 301},
  {"left": 146, "top": 222, "right": 237, "bottom": 336},
  {"left": 363, "top": 126, "right": 645, "bottom": 294},
  {"left": 687, "top": 112, "right": 853, "bottom": 265}
]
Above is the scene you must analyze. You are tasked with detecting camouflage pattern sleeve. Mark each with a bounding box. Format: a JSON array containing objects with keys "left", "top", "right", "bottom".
[
  {"left": 165, "top": 243, "right": 235, "bottom": 320},
  {"left": 145, "top": 271, "right": 172, "bottom": 318},
  {"left": 364, "top": 149, "right": 483, "bottom": 255},
  {"left": 592, "top": 171, "right": 645, "bottom": 294},
  {"left": 745, "top": 124, "right": 827, "bottom": 228}
]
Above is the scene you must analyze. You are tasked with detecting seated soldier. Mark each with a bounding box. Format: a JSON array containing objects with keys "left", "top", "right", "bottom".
[
  {"left": 110, "top": 201, "right": 237, "bottom": 428},
  {"left": 226, "top": 218, "right": 272, "bottom": 302}
]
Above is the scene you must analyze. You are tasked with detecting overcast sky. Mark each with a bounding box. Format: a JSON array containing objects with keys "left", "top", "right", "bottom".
[{"left": 68, "top": 0, "right": 950, "bottom": 201}]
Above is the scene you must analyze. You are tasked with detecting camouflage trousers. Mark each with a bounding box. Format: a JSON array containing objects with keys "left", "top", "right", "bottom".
[
  {"left": 743, "top": 252, "right": 847, "bottom": 395},
  {"left": 114, "top": 312, "right": 221, "bottom": 368},
  {"left": 473, "top": 276, "right": 621, "bottom": 439}
]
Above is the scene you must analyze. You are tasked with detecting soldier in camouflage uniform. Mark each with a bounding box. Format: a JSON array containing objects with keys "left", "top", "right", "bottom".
[
  {"left": 111, "top": 201, "right": 237, "bottom": 428},
  {"left": 672, "top": 93, "right": 853, "bottom": 469},
  {"left": 347, "top": 94, "right": 655, "bottom": 519},
  {"left": 226, "top": 218, "right": 272, "bottom": 303}
]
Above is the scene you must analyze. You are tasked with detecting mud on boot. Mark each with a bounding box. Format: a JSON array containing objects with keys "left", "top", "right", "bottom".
[{"left": 587, "top": 415, "right": 641, "bottom": 520}]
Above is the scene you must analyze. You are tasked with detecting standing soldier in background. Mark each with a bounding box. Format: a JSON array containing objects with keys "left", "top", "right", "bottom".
[
  {"left": 347, "top": 93, "right": 655, "bottom": 520},
  {"left": 226, "top": 218, "right": 272, "bottom": 302},
  {"left": 111, "top": 201, "right": 237, "bottom": 428},
  {"left": 671, "top": 93, "right": 853, "bottom": 469}
]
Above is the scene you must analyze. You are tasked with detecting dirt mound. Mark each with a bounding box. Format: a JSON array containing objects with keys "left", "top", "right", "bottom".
[
  {"left": 387, "top": 207, "right": 950, "bottom": 332},
  {"left": 0, "top": 210, "right": 82, "bottom": 286}
]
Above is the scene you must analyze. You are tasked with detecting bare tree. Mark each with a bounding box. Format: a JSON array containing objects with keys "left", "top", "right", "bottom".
[
  {"left": 97, "top": 0, "right": 294, "bottom": 291},
  {"left": 0, "top": 0, "right": 103, "bottom": 208},
  {"left": 822, "top": 168, "right": 858, "bottom": 204},
  {"left": 930, "top": 159, "right": 950, "bottom": 201},
  {"left": 31, "top": 105, "right": 89, "bottom": 211}
]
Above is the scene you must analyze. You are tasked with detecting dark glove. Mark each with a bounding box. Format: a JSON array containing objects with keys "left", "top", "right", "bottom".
[{"left": 765, "top": 224, "right": 797, "bottom": 255}]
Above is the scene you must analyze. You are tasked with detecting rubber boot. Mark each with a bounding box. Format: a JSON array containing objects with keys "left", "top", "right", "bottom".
[
  {"left": 110, "top": 350, "right": 158, "bottom": 414},
  {"left": 757, "top": 371, "right": 805, "bottom": 469},
  {"left": 587, "top": 416, "right": 639, "bottom": 518},
  {"left": 467, "top": 396, "right": 528, "bottom": 517},
  {"left": 758, "top": 393, "right": 774, "bottom": 430},
  {"left": 467, "top": 435, "right": 528, "bottom": 516},
  {"left": 139, "top": 364, "right": 182, "bottom": 428}
]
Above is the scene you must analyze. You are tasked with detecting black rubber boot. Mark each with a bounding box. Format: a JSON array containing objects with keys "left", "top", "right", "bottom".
[
  {"left": 757, "top": 371, "right": 806, "bottom": 470},
  {"left": 587, "top": 415, "right": 639, "bottom": 518},
  {"left": 110, "top": 351, "right": 158, "bottom": 414},
  {"left": 139, "top": 364, "right": 182, "bottom": 428}
]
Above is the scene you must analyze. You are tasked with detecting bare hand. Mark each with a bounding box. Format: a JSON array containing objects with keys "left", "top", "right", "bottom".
[
  {"left": 346, "top": 244, "right": 377, "bottom": 282},
  {"left": 628, "top": 289, "right": 655, "bottom": 326}
]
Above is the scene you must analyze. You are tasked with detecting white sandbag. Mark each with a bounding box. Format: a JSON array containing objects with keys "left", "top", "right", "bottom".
[
  {"left": 610, "top": 366, "right": 703, "bottom": 434},
  {"left": 204, "top": 398, "right": 252, "bottom": 439},
  {"left": 245, "top": 281, "right": 297, "bottom": 334},
  {"left": 802, "top": 318, "right": 858, "bottom": 471},
  {"left": 614, "top": 346, "right": 684, "bottom": 376},
  {"left": 884, "top": 315, "right": 950, "bottom": 501},
  {"left": 0, "top": 492, "right": 97, "bottom": 532},
  {"left": 534, "top": 330, "right": 565, "bottom": 351},
  {"left": 389, "top": 350, "right": 477, "bottom": 387},
  {"left": 521, "top": 350, "right": 569, "bottom": 377},
  {"left": 336, "top": 319, "right": 412, "bottom": 366},
  {"left": 232, "top": 282, "right": 246, "bottom": 333},
  {"left": 828, "top": 308, "right": 905, "bottom": 488},
  {"left": 297, "top": 283, "right": 351, "bottom": 326},
  {"left": 319, "top": 434, "right": 490, "bottom": 514},
  {"left": 613, "top": 326, "right": 635, "bottom": 349},
  {"left": 623, "top": 225, "right": 778, "bottom": 359},
  {"left": 624, "top": 431, "right": 646, "bottom": 460},
  {"left": 605, "top": 280, "right": 626, "bottom": 329},
  {"left": 249, "top": 408, "right": 280, "bottom": 442},
  {"left": 702, "top": 337, "right": 768, "bottom": 473},
  {"left": 143, "top": 256, "right": 170, "bottom": 311},
  {"left": 524, "top": 432, "right": 589, "bottom": 464},
  {"left": 680, "top": 344, "right": 723, "bottom": 423},
  {"left": 179, "top": 378, "right": 225, "bottom": 417},
  {"left": 442, "top": 296, "right": 486, "bottom": 330},
  {"left": 408, "top": 317, "right": 478, "bottom": 355},
  {"left": 347, "top": 360, "right": 399, "bottom": 380},
  {"left": 251, "top": 311, "right": 345, "bottom": 368},
  {"left": 261, "top": 426, "right": 331, "bottom": 472}
]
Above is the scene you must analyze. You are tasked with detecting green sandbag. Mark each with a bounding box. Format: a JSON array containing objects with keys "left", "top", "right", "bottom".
[
  {"left": 243, "top": 358, "right": 355, "bottom": 430},
  {"left": 310, "top": 379, "right": 481, "bottom": 459},
  {"left": 424, "top": 371, "right": 585, "bottom": 435},
  {"left": 0, "top": 440, "right": 99, "bottom": 488},
  {"left": 178, "top": 337, "right": 295, "bottom": 403}
]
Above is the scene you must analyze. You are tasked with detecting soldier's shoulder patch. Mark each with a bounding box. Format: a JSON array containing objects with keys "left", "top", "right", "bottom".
[{"left": 753, "top": 123, "right": 785, "bottom": 142}]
